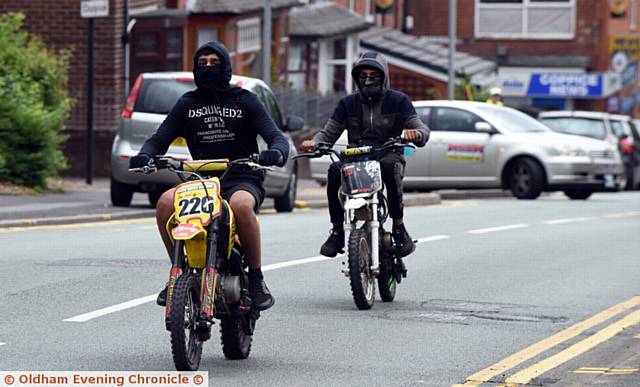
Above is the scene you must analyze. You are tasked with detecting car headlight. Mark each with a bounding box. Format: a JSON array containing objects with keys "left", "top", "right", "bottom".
[{"left": 549, "top": 144, "right": 587, "bottom": 157}]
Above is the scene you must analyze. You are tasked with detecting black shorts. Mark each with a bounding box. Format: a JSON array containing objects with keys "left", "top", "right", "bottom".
[{"left": 220, "top": 174, "right": 265, "bottom": 213}]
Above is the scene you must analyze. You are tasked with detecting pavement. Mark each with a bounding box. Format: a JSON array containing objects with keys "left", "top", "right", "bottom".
[{"left": 0, "top": 177, "right": 518, "bottom": 228}]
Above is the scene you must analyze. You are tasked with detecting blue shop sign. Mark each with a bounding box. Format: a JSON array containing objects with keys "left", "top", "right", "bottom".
[{"left": 527, "top": 73, "right": 603, "bottom": 98}]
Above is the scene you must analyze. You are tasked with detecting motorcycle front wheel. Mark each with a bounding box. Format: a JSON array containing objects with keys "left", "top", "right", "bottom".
[
  {"left": 348, "top": 229, "right": 375, "bottom": 310},
  {"left": 169, "top": 274, "right": 203, "bottom": 371}
]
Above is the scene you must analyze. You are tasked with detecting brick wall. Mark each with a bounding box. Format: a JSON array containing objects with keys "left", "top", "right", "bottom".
[
  {"left": 0, "top": 0, "right": 165, "bottom": 176},
  {"left": 388, "top": 64, "right": 447, "bottom": 101}
]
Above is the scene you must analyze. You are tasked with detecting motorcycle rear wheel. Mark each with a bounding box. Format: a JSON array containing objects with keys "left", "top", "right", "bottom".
[
  {"left": 169, "top": 274, "right": 203, "bottom": 371},
  {"left": 220, "top": 311, "right": 253, "bottom": 359},
  {"left": 378, "top": 256, "right": 397, "bottom": 302},
  {"left": 348, "top": 229, "right": 375, "bottom": 310}
]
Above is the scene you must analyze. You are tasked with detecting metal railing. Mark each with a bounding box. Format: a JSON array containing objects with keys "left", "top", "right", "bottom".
[{"left": 273, "top": 88, "right": 347, "bottom": 129}]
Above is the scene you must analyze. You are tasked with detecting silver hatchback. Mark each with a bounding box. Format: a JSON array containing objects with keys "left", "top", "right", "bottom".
[
  {"left": 110, "top": 72, "right": 303, "bottom": 211},
  {"left": 310, "top": 101, "right": 623, "bottom": 200}
]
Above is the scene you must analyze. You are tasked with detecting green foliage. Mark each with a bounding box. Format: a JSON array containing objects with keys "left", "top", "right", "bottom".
[
  {"left": 0, "top": 12, "right": 71, "bottom": 188},
  {"left": 455, "top": 75, "right": 490, "bottom": 102}
]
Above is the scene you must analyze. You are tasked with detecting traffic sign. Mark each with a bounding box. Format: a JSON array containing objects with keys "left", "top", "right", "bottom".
[{"left": 81, "top": 0, "right": 109, "bottom": 18}]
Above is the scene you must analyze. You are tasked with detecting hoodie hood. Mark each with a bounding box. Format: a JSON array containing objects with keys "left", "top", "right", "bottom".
[
  {"left": 351, "top": 51, "right": 390, "bottom": 98},
  {"left": 192, "top": 41, "right": 233, "bottom": 91}
]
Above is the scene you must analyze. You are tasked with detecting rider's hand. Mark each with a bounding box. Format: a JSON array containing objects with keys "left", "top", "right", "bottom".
[
  {"left": 129, "top": 154, "right": 151, "bottom": 169},
  {"left": 402, "top": 129, "right": 422, "bottom": 144},
  {"left": 300, "top": 140, "right": 316, "bottom": 152},
  {"left": 258, "top": 149, "right": 284, "bottom": 167}
]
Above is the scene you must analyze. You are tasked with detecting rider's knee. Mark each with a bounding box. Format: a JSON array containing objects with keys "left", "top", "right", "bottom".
[
  {"left": 156, "top": 188, "right": 176, "bottom": 218},
  {"left": 229, "top": 192, "right": 256, "bottom": 219}
]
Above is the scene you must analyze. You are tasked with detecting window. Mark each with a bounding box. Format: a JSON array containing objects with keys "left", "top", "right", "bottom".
[
  {"left": 415, "top": 107, "right": 431, "bottom": 125},
  {"left": 135, "top": 79, "right": 195, "bottom": 114},
  {"left": 432, "top": 108, "right": 482, "bottom": 132},
  {"left": 197, "top": 28, "right": 218, "bottom": 48},
  {"left": 237, "top": 17, "right": 261, "bottom": 54},
  {"left": 539, "top": 117, "right": 607, "bottom": 140},
  {"left": 475, "top": 0, "right": 575, "bottom": 39},
  {"left": 136, "top": 31, "right": 159, "bottom": 55}
]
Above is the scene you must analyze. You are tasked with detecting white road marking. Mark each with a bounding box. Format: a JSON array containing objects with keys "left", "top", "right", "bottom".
[
  {"left": 262, "top": 255, "right": 334, "bottom": 271},
  {"left": 416, "top": 235, "right": 450, "bottom": 243},
  {"left": 601, "top": 211, "right": 640, "bottom": 219},
  {"left": 543, "top": 211, "right": 640, "bottom": 224},
  {"left": 63, "top": 234, "right": 449, "bottom": 323},
  {"left": 0, "top": 342, "right": 5, "bottom": 346},
  {"left": 544, "top": 217, "right": 592, "bottom": 225},
  {"left": 63, "top": 295, "right": 157, "bottom": 323},
  {"left": 467, "top": 224, "right": 528, "bottom": 234}
]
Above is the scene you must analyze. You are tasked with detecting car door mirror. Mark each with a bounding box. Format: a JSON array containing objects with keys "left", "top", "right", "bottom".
[
  {"left": 475, "top": 121, "right": 495, "bottom": 134},
  {"left": 284, "top": 115, "right": 304, "bottom": 132}
]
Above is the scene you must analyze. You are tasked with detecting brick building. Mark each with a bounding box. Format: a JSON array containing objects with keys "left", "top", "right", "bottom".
[
  {"left": 405, "top": 0, "right": 640, "bottom": 115},
  {"left": 0, "top": 0, "right": 298, "bottom": 177},
  {"left": 329, "top": 0, "right": 495, "bottom": 101}
]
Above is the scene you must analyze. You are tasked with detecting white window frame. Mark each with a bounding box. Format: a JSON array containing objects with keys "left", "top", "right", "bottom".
[
  {"left": 237, "top": 17, "right": 261, "bottom": 54},
  {"left": 474, "top": 0, "right": 576, "bottom": 40}
]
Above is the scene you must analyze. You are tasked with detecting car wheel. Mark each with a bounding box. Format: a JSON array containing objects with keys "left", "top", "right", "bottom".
[
  {"left": 508, "top": 158, "right": 544, "bottom": 200},
  {"left": 563, "top": 189, "right": 593, "bottom": 200},
  {"left": 111, "top": 176, "right": 134, "bottom": 207},
  {"left": 274, "top": 168, "right": 297, "bottom": 213},
  {"left": 624, "top": 165, "right": 636, "bottom": 190}
]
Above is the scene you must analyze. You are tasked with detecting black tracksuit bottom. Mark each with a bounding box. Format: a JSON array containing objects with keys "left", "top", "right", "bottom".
[{"left": 326, "top": 151, "right": 405, "bottom": 225}]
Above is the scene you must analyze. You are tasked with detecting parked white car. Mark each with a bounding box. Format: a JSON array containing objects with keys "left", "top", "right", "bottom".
[{"left": 310, "top": 101, "right": 623, "bottom": 200}]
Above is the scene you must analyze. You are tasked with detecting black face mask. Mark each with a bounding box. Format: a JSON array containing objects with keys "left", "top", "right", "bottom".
[
  {"left": 358, "top": 74, "right": 383, "bottom": 98},
  {"left": 194, "top": 65, "right": 224, "bottom": 90}
]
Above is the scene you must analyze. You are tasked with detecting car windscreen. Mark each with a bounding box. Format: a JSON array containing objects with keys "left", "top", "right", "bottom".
[
  {"left": 135, "top": 79, "right": 196, "bottom": 114},
  {"left": 475, "top": 106, "right": 549, "bottom": 133},
  {"left": 538, "top": 117, "right": 607, "bottom": 140}
]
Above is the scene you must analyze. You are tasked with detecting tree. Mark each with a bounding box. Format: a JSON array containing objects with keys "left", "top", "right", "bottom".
[{"left": 0, "top": 12, "right": 72, "bottom": 188}]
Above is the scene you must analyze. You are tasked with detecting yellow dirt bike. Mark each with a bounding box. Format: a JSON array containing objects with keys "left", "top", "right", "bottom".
[{"left": 130, "top": 155, "right": 271, "bottom": 371}]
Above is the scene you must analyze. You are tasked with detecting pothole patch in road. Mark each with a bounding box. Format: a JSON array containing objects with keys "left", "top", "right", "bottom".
[
  {"left": 45, "top": 258, "right": 167, "bottom": 268},
  {"left": 377, "top": 299, "right": 568, "bottom": 325}
]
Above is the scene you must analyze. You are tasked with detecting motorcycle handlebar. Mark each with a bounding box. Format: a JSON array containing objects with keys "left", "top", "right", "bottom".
[
  {"left": 294, "top": 138, "right": 415, "bottom": 160},
  {"left": 128, "top": 155, "right": 272, "bottom": 174}
]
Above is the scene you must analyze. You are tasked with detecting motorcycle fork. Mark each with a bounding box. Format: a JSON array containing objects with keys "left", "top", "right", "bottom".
[
  {"left": 200, "top": 219, "right": 219, "bottom": 321},
  {"left": 369, "top": 196, "right": 380, "bottom": 276},
  {"left": 341, "top": 195, "right": 380, "bottom": 276},
  {"left": 165, "top": 240, "right": 185, "bottom": 320}
]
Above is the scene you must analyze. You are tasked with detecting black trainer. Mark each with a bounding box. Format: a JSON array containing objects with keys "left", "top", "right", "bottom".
[
  {"left": 157, "top": 285, "right": 168, "bottom": 306},
  {"left": 320, "top": 227, "right": 344, "bottom": 257},
  {"left": 248, "top": 279, "right": 275, "bottom": 311},
  {"left": 392, "top": 224, "right": 416, "bottom": 257}
]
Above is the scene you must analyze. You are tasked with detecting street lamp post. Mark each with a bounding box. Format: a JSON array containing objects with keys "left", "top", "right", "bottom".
[
  {"left": 448, "top": 0, "right": 456, "bottom": 101},
  {"left": 262, "top": 0, "right": 272, "bottom": 86}
]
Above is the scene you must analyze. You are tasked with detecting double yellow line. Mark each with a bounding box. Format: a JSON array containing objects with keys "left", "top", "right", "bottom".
[{"left": 454, "top": 296, "right": 640, "bottom": 386}]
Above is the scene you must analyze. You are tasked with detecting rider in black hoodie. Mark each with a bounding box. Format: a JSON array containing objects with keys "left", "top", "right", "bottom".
[
  {"left": 301, "top": 51, "right": 429, "bottom": 258},
  {"left": 130, "top": 41, "right": 289, "bottom": 311}
]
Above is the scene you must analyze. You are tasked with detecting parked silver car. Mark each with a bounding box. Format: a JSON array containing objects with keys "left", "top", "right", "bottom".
[
  {"left": 111, "top": 72, "right": 303, "bottom": 212},
  {"left": 310, "top": 101, "right": 623, "bottom": 200},
  {"left": 539, "top": 110, "right": 640, "bottom": 190}
]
